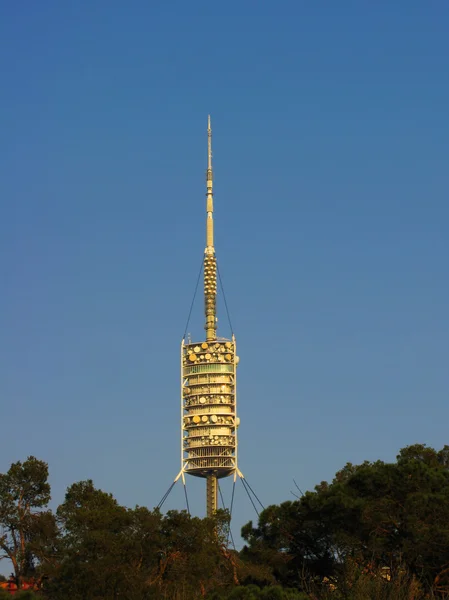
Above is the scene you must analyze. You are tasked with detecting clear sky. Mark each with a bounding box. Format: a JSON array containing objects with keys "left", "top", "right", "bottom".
[{"left": 1, "top": 0, "right": 448, "bottom": 559}]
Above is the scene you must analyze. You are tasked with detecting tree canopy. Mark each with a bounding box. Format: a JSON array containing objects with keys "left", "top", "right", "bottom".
[
  {"left": 241, "top": 444, "right": 449, "bottom": 598},
  {"left": 0, "top": 457, "right": 56, "bottom": 588},
  {"left": 2, "top": 445, "right": 449, "bottom": 599}
]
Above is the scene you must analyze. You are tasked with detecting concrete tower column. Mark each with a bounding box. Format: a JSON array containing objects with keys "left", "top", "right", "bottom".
[{"left": 206, "top": 475, "right": 218, "bottom": 517}]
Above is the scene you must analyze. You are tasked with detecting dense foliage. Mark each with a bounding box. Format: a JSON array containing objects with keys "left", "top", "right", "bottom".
[{"left": 2, "top": 445, "right": 449, "bottom": 599}]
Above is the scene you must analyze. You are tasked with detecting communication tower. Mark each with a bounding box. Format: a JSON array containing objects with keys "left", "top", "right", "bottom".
[
  {"left": 180, "top": 116, "right": 241, "bottom": 518},
  {"left": 156, "top": 117, "right": 240, "bottom": 518},
  {"left": 158, "top": 117, "right": 259, "bottom": 521}
]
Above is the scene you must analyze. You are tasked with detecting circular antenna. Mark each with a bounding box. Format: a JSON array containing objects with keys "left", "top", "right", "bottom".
[
  {"left": 193, "top": 415, "right": 201, "bottom": 424},
  {"left": 225, "top": 354, "right": 232, "bottom": 361},
  {"left": 194, "top": 346, "right": 201, "bottom": 353},
  {"left": 205, "top": 353, "right": 211, "bottom": 360},
  {"left": 189, "top": 354, "right": 197, "bottom": 362},
  {"left": 201, "top": 342, "right": 208, "bottom": 349},
  {"left": 201, "top": 415, "right": 208, "bottom": 423},
  {"left": 211, "top": 414, "right": 218, "bottom": 423},
  {"left": 200, "top": 397, "right": 206, "bottom": 404}
]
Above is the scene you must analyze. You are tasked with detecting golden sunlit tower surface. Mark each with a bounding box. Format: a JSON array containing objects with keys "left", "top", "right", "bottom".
[{"left": 181, "top": 117, "right": 240, "bottom": 518}]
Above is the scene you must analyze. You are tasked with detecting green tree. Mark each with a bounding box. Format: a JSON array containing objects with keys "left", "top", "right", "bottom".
[
  {"left": 0, "top": 456, "right": 56, "bottom": 589},
  {"left": 241, "top": 444, "right": 449, "bottom": 598},
  {"left": 241, "top": 496, "right": 338, "bottom": 591},
  {"left": 47, "top": 479, "right": 141, "bottom": 599},
  {"left": 47, "top": 480, "right": 238, "bottom": 600},
  {"left": 155, "top": 508, "right": 236, "bottom": 598}
]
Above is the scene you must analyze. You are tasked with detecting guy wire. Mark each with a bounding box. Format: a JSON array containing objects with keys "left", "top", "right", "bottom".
[
  {"left": 217, "top": 261, "right": 234, "bottom": 335},
  {"left": 183, "top": 257, "right": 204, "bottom": 339}
]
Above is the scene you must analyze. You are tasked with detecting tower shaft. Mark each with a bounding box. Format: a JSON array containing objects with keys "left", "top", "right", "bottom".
[
  {"left": 204, "top": 115, "right": 217, "bottom": 341},
  {"left": 206, "top": 475, "right": 218, "bottom": 517}
]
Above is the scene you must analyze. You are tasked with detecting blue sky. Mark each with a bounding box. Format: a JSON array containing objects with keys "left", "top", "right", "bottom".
[{"left": 1, "top": 0, "right": 448, "bottom": 560}]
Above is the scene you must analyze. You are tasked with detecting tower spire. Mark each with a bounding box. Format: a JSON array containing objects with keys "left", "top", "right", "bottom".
[
  {"left": 206, "top": 115, "right": 214, "bottom": 251},
  {"left": 204, "top": 116, "right": 217, "bottom": 340}
]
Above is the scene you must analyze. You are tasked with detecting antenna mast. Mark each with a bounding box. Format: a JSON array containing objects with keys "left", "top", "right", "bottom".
[{"left": 204, "top": 115, "right": 217, "bottom": 341}]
